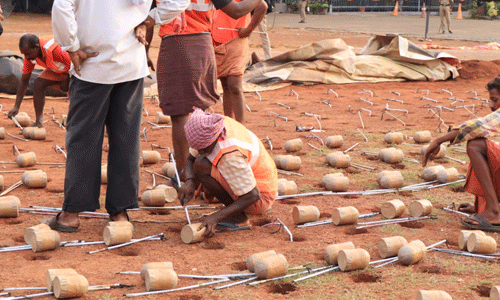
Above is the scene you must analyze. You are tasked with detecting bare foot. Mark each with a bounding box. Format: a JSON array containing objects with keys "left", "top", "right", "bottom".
[
  {"left": 57, "top": 211, "right": 80, "bottom": 228},
  {"left": 462, "top": 210, "right": 500, "bottom": 226},
  {"left": 110, "top": 210, "right": 129, "bottom": 222}
]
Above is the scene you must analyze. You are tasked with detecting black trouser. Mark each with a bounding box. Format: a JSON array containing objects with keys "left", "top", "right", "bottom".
[{"left": 63, "top": 77, "right": 143, "bottom": 216}]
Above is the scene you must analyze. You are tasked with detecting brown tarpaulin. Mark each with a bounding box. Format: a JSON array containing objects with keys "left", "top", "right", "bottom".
[{"left": 243, "top": 34, "right": 458, "bottom": 91}]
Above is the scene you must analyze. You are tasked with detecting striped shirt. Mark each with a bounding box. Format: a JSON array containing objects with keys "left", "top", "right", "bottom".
[{"left": 452, "top": 109, "right": 500, "bottom": 144}]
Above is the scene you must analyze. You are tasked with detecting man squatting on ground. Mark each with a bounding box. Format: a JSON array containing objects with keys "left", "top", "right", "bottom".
[
  {"left": 8, "top": 34, "right": 72, "bottom": 128},
  {"left": 212, "top": 0, "right": 267, "bottom": 123},
  {"left": 178, "top": 108, "right": 278, "bottom": 237},
  {"left": 152, "top": 0, "right": 267, "bottom": 173},
  {"left": 45, "top": 0, "right": 188, "bottom": 232},
  {"left": 423, "top": 77, "right": 500, "bottom": 231}
]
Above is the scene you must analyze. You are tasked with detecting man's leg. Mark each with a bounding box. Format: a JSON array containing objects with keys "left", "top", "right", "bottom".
[
  {"left": 171, "top": 113, "right": 191, "bottom": 173},
  {"left": 193, "top": 157, "right": 248, "bottom": 224},
  {"left": 445, "top": 6, "right": 452, "bottom": 32},
  {"left": 33, "top": 77, "right": 63, "bottom": 127},
  {"left": 439, "top": 6, "right": 445, "bottom": 33},
  {"left": 58, "top": 77, "right": 112, "bottom": 228},
  {"left": 298, "top": 1, "right": 306, "bottom": 22},
  {"left": 220, "top": 77, "right": 234, "bottom": 120},
  {"left": 466, "top": 138, "right": 500, "bottom": 224},
  {"left": 258, "top": 16, "right": 272, "bottom": 59},
  {"left": 104, "top": 79, "right": 143, "bottom": 219}
]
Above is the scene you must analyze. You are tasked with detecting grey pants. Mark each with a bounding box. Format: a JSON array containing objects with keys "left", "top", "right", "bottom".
[{"left": 63, "top": 77, "right": 143, "bottom": 216}]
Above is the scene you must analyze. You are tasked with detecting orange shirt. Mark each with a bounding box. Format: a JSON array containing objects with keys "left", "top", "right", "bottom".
[
  {"left": 22, "top": 39, "right": 71, "bottom": 74},
  {"left": 211, "top": 5, "right": 249, "bottom": 45}
]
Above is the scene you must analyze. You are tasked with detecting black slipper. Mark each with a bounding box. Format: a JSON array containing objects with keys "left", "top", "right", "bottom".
[
  {"left": 460, "top": 215, "right": 500, "bottom": 232},
  {"left": 41, "top": 212, "right": 79, "bottom": 233}
]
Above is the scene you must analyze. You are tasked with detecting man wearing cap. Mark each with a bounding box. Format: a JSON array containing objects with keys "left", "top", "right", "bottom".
[{"left": 178, "top": 108, "right": 278, "bottom": 237}]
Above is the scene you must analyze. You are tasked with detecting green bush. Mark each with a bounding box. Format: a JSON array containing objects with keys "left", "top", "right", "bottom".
[{"left": 487, "top": 1, "right": 498, "bottom": 17}]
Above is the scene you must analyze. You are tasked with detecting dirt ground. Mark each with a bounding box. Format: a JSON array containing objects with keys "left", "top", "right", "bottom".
[{"left": 2, "top": 13, "right": 500, "bottom": 300}]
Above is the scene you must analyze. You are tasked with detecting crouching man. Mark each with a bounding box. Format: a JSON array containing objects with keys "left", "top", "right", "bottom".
[{"left": 178, "top": 108, "right": 278, "bottom": 237}]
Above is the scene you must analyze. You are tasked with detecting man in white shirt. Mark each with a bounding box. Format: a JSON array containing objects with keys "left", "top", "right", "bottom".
[{"left": 46, "top": 0, "right": 189, "bottom": 232}]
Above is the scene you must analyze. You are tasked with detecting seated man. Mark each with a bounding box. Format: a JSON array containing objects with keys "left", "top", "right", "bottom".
[
  {"left": 423, "top": 77, "right": 500, "bottom": 231},
  {"left": 8, "top": 34, "right": 72, "bottom": 127},
  {"left": 178, "top": 108, "right": 278, "bottom": 237}
]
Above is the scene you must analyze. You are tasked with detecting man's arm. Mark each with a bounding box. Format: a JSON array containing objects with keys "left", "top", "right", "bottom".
[
  {"left": 52, "top": 0, "right": 80, "bottom": 53},
  {"left": 422, "top": 129, "right": 459, "bottom": 167},
  {"left": 8, "top": 73, "right": 31, "bottom": 119},
  {"left": 221, "top": 0, "right": 263, "bottom": 20},
  {"left": 238, "top": 0, "right": 267, "bottom": 38},
  {"left": 148, "top": 0, "right": 190, "bottom": 25},
  {"left": 199, "top": 187, "right": 260, "bottom": 237}
]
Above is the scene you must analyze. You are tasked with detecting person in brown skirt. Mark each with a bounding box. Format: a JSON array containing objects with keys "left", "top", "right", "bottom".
[{"left": 151, "top": 0, "right": 266, "bottom": 173}]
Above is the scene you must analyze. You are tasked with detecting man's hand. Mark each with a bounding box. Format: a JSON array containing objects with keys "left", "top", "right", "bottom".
[
  {"left": 177, "top": 180, "right": 198, "bottom": 206},
  {"left": 135, "top": 22, "right": 150, "bottom": 46},
  {"left": 198, "top": 213, "right": 219, "bottom": 238},
  {"left": 458, "top": 203, "right": 475, "bottom": 213},
  {"left": 238, "top": 27, "right": 252, "bottom": 38},
  {"left": 69, "top": 50, "right": 99, "bottom": 77},
  {"left": 8, "top": 107, "right": 19, "bottom": 119},
  {"left": 422, "top": 141, "right": 441, "bottom": 167},
  {"left": 147, "top": 54, "right": 155, "bottom": 71}
]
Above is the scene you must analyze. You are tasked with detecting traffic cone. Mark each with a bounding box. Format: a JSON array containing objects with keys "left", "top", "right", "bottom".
[
  {"left": 421, "top": 2, "right": 426, "bottom": 18},
  {"left": 456, "top": 3, "right": 463, "bottom": 19},
  {"left": 392, "top": 1, "right": 399, "bottom": 16}
]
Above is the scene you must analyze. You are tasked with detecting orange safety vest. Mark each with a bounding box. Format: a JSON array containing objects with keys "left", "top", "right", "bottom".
[
  {"left": 211, "top": 4, "right": 249, "bottom": 45},
  {"left": 206, "top": 117, "right": 278, "bottom": 196},
  {"left": 34, "top": 39, "right": 70, "bottom": 74},
  {"left": 158, "top": 0, "right": 215, "bottom": 37}
]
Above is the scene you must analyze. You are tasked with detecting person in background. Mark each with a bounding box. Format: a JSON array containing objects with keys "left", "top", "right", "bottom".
[
  {"left": 178, "top": 108, "right": 278, "bottom": 237},
  {"left": 297, "top": 0, "right": 308, "bottom": 23},
  {"left": 423, "top": 77, "right": 500, "bottom": 232},
  {"left": 8, "top": 34, "right": 72, "bottom": 127},
  {"left": 212, "top": 0, "right": 267, "bottom": 123},
  {"left": 439, "top": 0, "right": 453, "bottom": 34},
  {"left": 45, "top": 0, "right": 188, "bottom": 232},
  {"left": 152, "top": 0, "right": 268, "bottom": 173},
  {"left": 257, "top": 0, "right": 272, "bottom": 59},
  {"left": 0, "top": 3, "right": 5, "bottom": 36}
]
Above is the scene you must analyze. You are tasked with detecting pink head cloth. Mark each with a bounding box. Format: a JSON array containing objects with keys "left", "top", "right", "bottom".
[{"left": 184, "top": 108, "right": 225, "bottom": 150}]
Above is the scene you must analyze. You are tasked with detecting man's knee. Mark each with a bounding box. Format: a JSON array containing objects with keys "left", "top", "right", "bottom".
[
  {"left": 33, "top": 77, "right": 52, "bottom": 92},
  {"left": 467, "top": 138, "right": 487, "bottom": 156},
  {"left": 193, "top": 157, "right": 212, "bottom": 179},
  {"left": 226, "top": 76, "right": 244, "bottom": 95}
]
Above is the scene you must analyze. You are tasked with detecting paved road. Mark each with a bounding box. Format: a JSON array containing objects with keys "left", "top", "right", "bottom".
[{"left": 267, "top": 12, "right": 500, "bottom": 42}]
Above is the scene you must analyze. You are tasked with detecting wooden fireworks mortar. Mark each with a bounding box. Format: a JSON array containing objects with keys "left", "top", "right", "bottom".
[
  {"left": 384, "top": 132, "right": 403, "bottom": 144},
  {"left": 46, "top": 269, "right": 78, "bottom": 292},
  {"left": 337, "top": 248, "right": 370, "bottom": 271},
  {"left": 381, "top": 199, "right": 405, "bottom": 219},
  {"left": 103, "top": 221, "right": 134, "bottom": 246},
  {"left": 162, "top": 162, "right": 176, "bottom": 178},
  {"left": 181, "top": 223, "right": 206, "bottom": 244},
  {"left": 413, "top": 131, "right": 432, "bottom": 144},
  {"left": 21, "top": 170, "right": 47, "bottom": 188},
  {"left": 377, "top": 170, "right": 404, "bottom": 189},
  {"left": 422, "top": 165, "right": 445, "bottom": 181},
  {"left": 415, "top": 290, "right": 452, "bottom": 300},
  {"left": 145, "top": 268, "right": 178, "bottom": 292},
  {"left": 398, "top": 240, "right": 426, "bottom": 266},
  {"left": 140, "top": 262, "right": 174, "bottom": 280},
  {"left": 491, "top": 286, "right": 500, "bottom": 300},
  {"left": 141, "top": 189, "right": 167, "bottom": 207},
  {"left": 322, "top": 173, "right": 349, "bottom": 192},
  {"left": 284, "top": 138, "right": 303, "bottom": 153},
  {"left": 325, "top": 135, "right": 343, "bottom": 148},
  {"left": 14, "top": 112, "right": 31, "bottom": 127},
  {"left": 254, "top": 253, "right": 288, "bottom": 279},
  {"left": 16, "top": 150, "right": 37, "bottom": 168},
  {"left": 326, "top": 152, "right": 350, "bottom": 169},
  {"left": 378, "top": 236, "right": 408, "bottom": 258},
  {"left": 0, "top": 195, "right": 21, "bottom": 217},
  {"left": 24, "top": 224, "right": 51, "bottom": 242},
  {"left": 458, "top": 230, "right": 486, "bottom": 250},
  {"left": 292, "top": 205, "right": 320, "bottom": 224},
  {"left": 142, "top": 150, "right": 161, "bottom": 164},
  {"left": 379, "top": 148, "right": 404, "bottom": 164},
  {"left": 324, "top": 241, "right": 355, "bottom": 265},
  {"left": 53, "top": 273, "right": 89, "bottom": 299},
  {"left": 22, "top": 127, "right": 46, "bottom": 140},
  {"left": 421, "top": 144, "right": 446, "bottom": 159},
  {"left": 467, "top": 232, "right": 497, "bottom": 254},
  {"left": 277, "top": 180, "right": 297, "bottom": 196},
  {"left": 101, "top": 164, "right": 107, "bottom": 184},
  {"left": 332, "top": 206, "right": 359, "bottom": 225},
  {"left": 246, "top": 250, "right": 277, "bottom": 272},
  {"left": 0, "top": 127, "right": 5, "bottom": 139},
  {"left": 60, "top": 114, "right": 67, "bottom": 126},
  {"left": 155, "top": 112, "right": 172, "bottom": 125},
  {"left": 25, "top": 228, "right": 61, "bottom": 252},
  {"left": 278, "top": 155, "right": 301, "bottom": 171},
  {"left": 409, "top": 200, "right": 433, "bottom": 217},
  {"left": 437, "top": 168, "right": 459, "bottom": 183}
]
